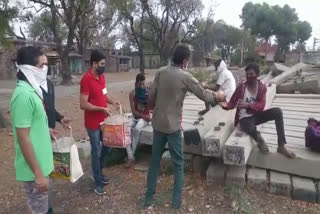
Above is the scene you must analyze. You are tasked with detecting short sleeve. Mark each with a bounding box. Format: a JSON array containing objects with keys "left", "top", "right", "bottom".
[
  {"left": 80, "top": 76, "right": 89, "bottom": 95},
  {"left": 11, "top": 93, "right": 34, "bottom": 128},
  {"left": 216, "top": 72, "right": 226, "bottom": 86}
]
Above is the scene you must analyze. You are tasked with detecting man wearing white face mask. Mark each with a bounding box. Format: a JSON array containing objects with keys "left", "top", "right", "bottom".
[
  {"left": 40, "top": 54, "right": 71, "bottom": 140},
  {"left": 11, "top": 47, "right": 53, "bottom": 214},
  {"left": 199, "top": 59, "right": 236, "bottom": 115}
]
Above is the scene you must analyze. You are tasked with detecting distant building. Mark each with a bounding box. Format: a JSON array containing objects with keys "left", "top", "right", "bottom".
[
  {"left": 0, "top": 39, "right": 132, "bottom": 80},
  {"left": 0, "top": 39, "right": 56, "bottom": 80},
  {"left": 255, "top": 44, "right": 278, "bottom": 64},
  {"left": 84, "top": 49, "right": 132, "bottom": 72},
  {"left": 130, "top": 52, "right": 161, "bottom": 69}
]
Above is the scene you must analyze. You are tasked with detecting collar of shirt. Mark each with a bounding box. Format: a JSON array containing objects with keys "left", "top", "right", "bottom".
[
  {"left": 17, "top": 80, "right": 35, "bottom": 92},
  {"left": 88, "top": 68, "right": 102, "bottom": 81}
]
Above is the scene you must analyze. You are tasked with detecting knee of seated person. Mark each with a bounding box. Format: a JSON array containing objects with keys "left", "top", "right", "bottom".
[
  {"left": 136, "top": 119, "right": 147, "bottom": 129},
  {"left": 272, "top": 107, "right": 283, "bottom": 116}
]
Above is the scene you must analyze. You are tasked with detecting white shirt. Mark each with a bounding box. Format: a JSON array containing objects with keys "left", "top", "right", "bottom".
[
  {"left": 216, "top": 61, "right": 236, "bottom": 102},
  {"left": 239, "top": 87, "right": 258, "bottom": 119}
]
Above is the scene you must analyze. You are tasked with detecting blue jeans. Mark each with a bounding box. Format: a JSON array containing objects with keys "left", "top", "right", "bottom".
[{"left": 86, "top": 129, "right": 109, "bottom": 188}]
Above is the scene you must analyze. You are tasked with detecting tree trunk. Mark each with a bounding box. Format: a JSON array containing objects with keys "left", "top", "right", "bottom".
[
  {"left": 139, "top": 49, "right": 145, "bottom": 74},
  {"left": 0, "top": 110, "right": 8, "bottom": 128},
  {"left": 160, "top": 54, "right": 168, "bottom": 67},
  {"left": 59, "top": 51, "right": 73, "bottom": 85}
]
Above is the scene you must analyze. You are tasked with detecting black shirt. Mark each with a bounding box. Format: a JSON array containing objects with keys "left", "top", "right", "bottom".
[{"left": 42, "top": 79, "right": 64, "bottom": 129}]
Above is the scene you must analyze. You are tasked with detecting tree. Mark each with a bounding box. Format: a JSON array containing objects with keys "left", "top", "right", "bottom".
[
  {"left": 241, "top": 2, "right": 312, "bottom": 61},
  {"left": 296, "top": 21, "right": 312, "bottom": 44},
  {"left": 76, "top": 0, "right": 121, "bottom": 55},
  {"left": 28, "top": 10, "right": 67, "bottom": 42},
  {"left": 116, "top": 0, "right": 147, "bottom": 73},
  {"left": 272, "top": 5, "right": 299, "bottom": 59},
  {"left": 141, "top": 0, "right": 206, "bottom": 65},
  {"left": 0, "top": 0, "right": 18, "bottom": 47},
  {"left": 241, "top": 2, "right": 277, "bottom": 43},
  {"left": 29, "top": 0, "right": 96, "bottom": 85}
]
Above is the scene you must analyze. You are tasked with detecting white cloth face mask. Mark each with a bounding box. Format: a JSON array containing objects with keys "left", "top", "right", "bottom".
[{"left": 16, "top": 64, "right": 48, "bottom": 99}]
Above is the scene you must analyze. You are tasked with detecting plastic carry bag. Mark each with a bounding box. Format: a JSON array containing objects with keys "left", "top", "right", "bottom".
[
  {"left": 51, "top": 128, "right": 84, "bottom": 183},
  {"left": 101, "top": 106, "right": 131, "bottom": 148}
]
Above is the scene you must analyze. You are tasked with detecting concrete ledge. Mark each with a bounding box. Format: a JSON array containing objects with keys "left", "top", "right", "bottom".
[
  {"left": 202, "top": 109, "right": 235, "bottom": 158},
  {"left": 225, "top": 165, "right": 246, "bottom": 188},
  {"left": 247, "top": 168, "right": 268, "bottom": 191},
  {"left": 292, "top": 176, "right": 317, "bottom": 203},
  {"left": 270, "top": 171, "right": 291, "bottom": 197},
  {"left": 206, "top": 160, "right": 227, "bottom": 185},
  {"left": 192, "top": 155, "right": 211, "bottom": 177}
]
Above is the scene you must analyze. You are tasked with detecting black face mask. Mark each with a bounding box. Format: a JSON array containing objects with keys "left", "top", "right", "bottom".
[{"left": 97, "top": 66, "right": 105, "bottom": 75}]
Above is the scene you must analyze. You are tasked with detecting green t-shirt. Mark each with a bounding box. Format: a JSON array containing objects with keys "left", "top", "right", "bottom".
[{"left": 10, "top": 80, "right": 53, "bottom": 181}]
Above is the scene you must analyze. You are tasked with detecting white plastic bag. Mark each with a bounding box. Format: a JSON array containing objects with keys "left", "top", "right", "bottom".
[
  {"left": 101, "top": 106, "right": 131, "bottom": 148},
  {"left": 51, "top": 128, "right": 84, "bottom": 183}
]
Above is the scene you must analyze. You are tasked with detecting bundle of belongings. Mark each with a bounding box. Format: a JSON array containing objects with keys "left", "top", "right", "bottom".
[{"left": 305, "top": 118, "right": 320, "bottom": 152}]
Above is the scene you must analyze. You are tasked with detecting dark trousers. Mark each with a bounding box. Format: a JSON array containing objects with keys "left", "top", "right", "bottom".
[
  {"left": 239, "top": 107, "right": 286, "bottom": 146},
  {"left": 145, "top": 130, "right": 183, "bottom": 207}
]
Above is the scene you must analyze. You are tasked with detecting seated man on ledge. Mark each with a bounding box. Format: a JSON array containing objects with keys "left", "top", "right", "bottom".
[
  {"left": 220, "top": 63, "right": 295, "bottom": 158},
  {"left": 199, "top": 59, "right": 236, "bottom": 115},
  {"left": 126, "top": 73, "right": 151, "bottom": 166}
]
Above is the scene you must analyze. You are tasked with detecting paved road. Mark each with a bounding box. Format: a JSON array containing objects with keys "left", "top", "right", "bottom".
[{"left": 0, "top": 77, "right": 154, "bottom": 110}]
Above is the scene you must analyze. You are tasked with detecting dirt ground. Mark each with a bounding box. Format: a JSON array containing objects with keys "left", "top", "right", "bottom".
[{"left": 1, "top": 69, "right": 320, "bottom": 214}]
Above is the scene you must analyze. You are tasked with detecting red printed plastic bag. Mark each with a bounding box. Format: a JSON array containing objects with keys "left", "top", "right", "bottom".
[{"left": 101, "top": 107, "right": 131, "bottom": 148}]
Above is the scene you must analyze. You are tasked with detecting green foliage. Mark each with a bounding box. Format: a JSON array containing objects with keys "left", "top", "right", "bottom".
[
  {"left": 0, "top": 0, "right": 17, "bottom": 47},
  {"left": 241, "top": 2, "right": 277, "bottom": 41},
  {"left": 28, "top": 10, "right": 67, "bottom": 42},
  {"left": 191, "top": 68, "right": 212, "bottom": 83},
  {"left": 296, "top": 21, "right": 312, "bottom": 43},
  {"left": 224, "top": 184, "right": 254, "bottom": 214},
  {"left": 241, "top": 2, "right": 312, "bottom": 58}
]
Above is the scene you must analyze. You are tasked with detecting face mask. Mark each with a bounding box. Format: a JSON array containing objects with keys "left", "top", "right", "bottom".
[
  {"left": 42, "top": 65, "right": 48, "bottom": 74},
  {"left": 247, "top": 76, "right": 257, "bottom": 84},
  {"left": 97, "top": 66, "right": 105, "bottom": 75},
  {"left": 16, "top": 64, "right": 48, "bottom": 99},
  {"left": 135, "top": 87, "right": 148, "bottom": 103}
]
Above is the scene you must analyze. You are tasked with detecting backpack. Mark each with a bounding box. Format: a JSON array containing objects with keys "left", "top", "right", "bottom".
[{"left": 305, "top": 118, "right": 320, "bottom": 151}]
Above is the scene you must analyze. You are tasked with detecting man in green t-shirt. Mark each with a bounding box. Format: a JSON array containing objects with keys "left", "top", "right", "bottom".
[{"left": 10, "top": 46, "right": 54, "bottom": 214}]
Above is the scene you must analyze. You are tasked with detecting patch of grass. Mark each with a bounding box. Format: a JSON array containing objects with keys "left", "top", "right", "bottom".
[
  {"left": 103, "top": 148, "right": 127, "bottom": 167},
  {"left": 191, "top": 67, "right": 211, "bottom": 83},
  {"left": 224, "top": 184, "right": 254, "bottom": 214},
  {"left": 152, "top": 189, "right": 172, "bottom": 206}
]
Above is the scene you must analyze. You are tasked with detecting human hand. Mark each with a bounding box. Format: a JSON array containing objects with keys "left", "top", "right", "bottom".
[
  {"left": 219, "top": 101, "right": 228, "bottom": 110},
  {"left": 202, "top": 81, "right": 209, "bottom": 89},
  {"left": 61, "top": 117, "right": 71, "bottom": 130},
  {"left": 49, "top": 128, "right": 59, "bottom": 140},
  {"left": 114, "top": 101, "right": 121, "bottom": 111},
  {"left": 237, "top": 100, "right": 249, "bottom": 109},
  {"left": 103, "top": 108, "right": 112, "bottom": 116},
  {"left": 35, "top": 176, "right": 49, "bottom": 193},
  {"left": 143, "top": 115, "right": 151, "bottom": 122},
  {"left": 215, "top": 90, "right": 226, "bottom": 102}
]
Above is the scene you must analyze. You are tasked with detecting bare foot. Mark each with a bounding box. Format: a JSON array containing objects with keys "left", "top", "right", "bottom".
[
  {"left": 277, "top": 146, "right": 296, "bottom": 158},
  {"left": 125, "top": 159, "right": 136, "bottom": 169},
  {"left": 257, "top": 141, "right": 269, "bottom": 154}
]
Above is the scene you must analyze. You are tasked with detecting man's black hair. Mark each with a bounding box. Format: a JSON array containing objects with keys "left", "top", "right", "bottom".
[
  {"left": 90, "top": 50, "right": 105, "bottom": 66},
  {"left": 16, "top": 46, "right": 43, "bottom": 66},
  {"left": 214, "top": 59, "right": 222, "bottom": 70},
  {"left": 16, "top": 46, "right": 43, "bottom": 80},
  {"left": 245, "top": 63, "right": 260, "bottom": 75},
  {"left": 135, "top": 73, "right": 145, "bottom": 85},
  {"left": 172, "top": 44, "right": 191, "bottom": 65}
]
